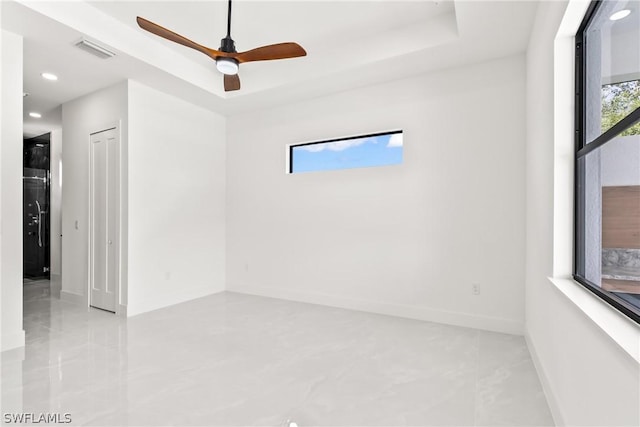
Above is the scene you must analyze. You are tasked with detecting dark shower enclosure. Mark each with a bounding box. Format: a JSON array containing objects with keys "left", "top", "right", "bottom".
[{"left": 23, "top": 134, "right": 51, "bottom": 280}]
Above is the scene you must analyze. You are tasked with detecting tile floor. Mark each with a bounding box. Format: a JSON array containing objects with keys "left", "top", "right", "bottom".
[{"left": 1, "top": 281, "right": 554, "bottom": 426}]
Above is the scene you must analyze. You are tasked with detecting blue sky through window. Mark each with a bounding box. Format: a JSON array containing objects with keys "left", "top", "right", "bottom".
[{"left": 291, "top": 132, "right": 403, "bottom": 173}]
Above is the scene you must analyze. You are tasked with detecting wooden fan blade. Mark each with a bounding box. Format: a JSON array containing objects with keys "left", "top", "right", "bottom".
[
  {"left": 224, "top": 74, "right": 241, "bottom": 91},
  {"left": 136, "top": 16, "right": 222, "bottom": 61},
  {"left": 234, "top": 42, "right": 306, "bottom": 63}
]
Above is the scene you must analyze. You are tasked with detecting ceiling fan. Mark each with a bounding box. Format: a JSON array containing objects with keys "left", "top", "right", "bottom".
[{"left": 136, "top": 0, "right": 306, "bottom": 92}]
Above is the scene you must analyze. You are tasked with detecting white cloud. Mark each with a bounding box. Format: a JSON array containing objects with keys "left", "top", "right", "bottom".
[
  {"left": 386, "top": 133, "right": 403, "bottom": 148},
  {"left": 326, "top": 138, "right": 368, "bottom": 151},
  {"left": 300, "top": 144, "right": 326, "bottom": 152},
  {"left": 298, "top": 136, "right": 376, "bottom": 153}
]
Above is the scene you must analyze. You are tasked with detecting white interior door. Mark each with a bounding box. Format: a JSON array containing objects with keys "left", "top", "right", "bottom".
[{"left": 90, "top": 128, "right": 118, "bottom": 312}]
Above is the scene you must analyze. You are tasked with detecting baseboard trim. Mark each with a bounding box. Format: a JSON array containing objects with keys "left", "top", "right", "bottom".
[
  {"left": 60, "top": 290, "right": 85, "bottom": 306},
  {"left": 117, "top": 304, "right": 127, "bottom": 317},
  {"left": 230, "top": 284, "right": 524, "bottom": 335},
  {"left": 1, "top": 330, "right": 25, "bottom": 352},
  {"left": 525, "top": 331, "right": 564, "bottom": 427},
  {"left": 127, "top": 284, "right": 225, "bottom": 317},
  {"left": 50, "top": 273, "right": 62, "bottom": 293}
]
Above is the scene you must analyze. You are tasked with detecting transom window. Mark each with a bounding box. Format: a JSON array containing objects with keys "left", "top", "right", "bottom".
[{"left": 289, "top": 130, "right": 403, "bottom": 174}]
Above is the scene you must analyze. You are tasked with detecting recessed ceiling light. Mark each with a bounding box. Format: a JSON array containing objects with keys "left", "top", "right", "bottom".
[
  {"left": 29, "top": 112, "right": 42, "bottom": 118},
  {"left": 41, "top": 72, "right": 58, "bottom": 81},
  {"left": 610, "top": 9, "right": 631, "bottom": 20}
]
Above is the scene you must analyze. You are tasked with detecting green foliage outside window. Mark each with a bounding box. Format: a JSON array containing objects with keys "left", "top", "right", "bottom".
[{"left": 601, "top": 80, "right": 640, "bottom": 136}]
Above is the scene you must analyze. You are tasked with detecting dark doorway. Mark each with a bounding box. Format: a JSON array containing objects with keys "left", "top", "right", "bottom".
[{"left": 23, "top": 133, "right": 51, "bottom": 280}]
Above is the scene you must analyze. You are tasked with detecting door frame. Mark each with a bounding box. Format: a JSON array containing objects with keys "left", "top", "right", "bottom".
[
  {"left": 87, "top": 122, "right": 124, "bottom": 316},
  {"left": 23, "top": 133, "right": 52, "bottom": 280}
]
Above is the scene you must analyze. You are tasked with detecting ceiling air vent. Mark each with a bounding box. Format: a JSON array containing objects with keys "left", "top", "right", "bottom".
[{"left": 74, "top": 39, "right": 116, "bottom": 59}]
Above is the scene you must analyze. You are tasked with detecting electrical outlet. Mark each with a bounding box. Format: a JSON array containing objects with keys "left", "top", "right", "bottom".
[{"left": 472, "top": 284, "right": 481, "bottom": 295}]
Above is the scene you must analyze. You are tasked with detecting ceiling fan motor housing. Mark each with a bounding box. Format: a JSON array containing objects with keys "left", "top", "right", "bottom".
[{"left": 219, "top": 36, "right": 237, "bottom": 53}]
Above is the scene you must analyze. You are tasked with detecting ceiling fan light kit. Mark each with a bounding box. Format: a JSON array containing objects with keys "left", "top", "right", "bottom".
[
  {"left": 137, "top": 0, "right": 306, "bottom": 92},
  {"left": 216, "top": 58, "right": 239, "bottom": 75}
]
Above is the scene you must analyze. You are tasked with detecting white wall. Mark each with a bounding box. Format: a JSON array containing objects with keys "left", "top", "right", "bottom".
[
  {"left": 126, "top": 81, "right": 226, "bottom": 316},
  {"left": 525, "top": 1, "right": 640, "bottom": 425},
  {"left": 61, "top": 79, "right": 226, "bottom": 317},
  {"left": 61, "top": 81, "right": 128, "bottom": 306},
  {"left": 1, "top": 30, "right": 25, "bottom": 351},
  {"left": 50, "top": 127, "right": 62, "bottom": 292},
  {"left": 1, "top": 7, "right": 3, "bottom": 353},
  {"left": 227, "top": 55, "right": 527, "bottom": 334}
]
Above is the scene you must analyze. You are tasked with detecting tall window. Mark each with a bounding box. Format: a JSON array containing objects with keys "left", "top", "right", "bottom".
[{"left": 575, "top": 0, "right": 640, "bottom": 323}]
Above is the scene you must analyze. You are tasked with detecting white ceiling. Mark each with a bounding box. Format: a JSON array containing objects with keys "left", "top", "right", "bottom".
[{"left": 2, "top": 1, "right": 539, "bottom": 138}]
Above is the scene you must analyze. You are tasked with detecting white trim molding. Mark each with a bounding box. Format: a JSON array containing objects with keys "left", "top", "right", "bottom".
[
  {"left": 60, "top": 290, "right": 85, "bottom": 306},
  {"left": 549, "top": 277, "right": 640, "bottom": 363},
  {"left": 0, "top": 329, "right": 25, "bottom": 352},
  {"left": 231, "top": 284, "right": 524, "bottom": 335}
]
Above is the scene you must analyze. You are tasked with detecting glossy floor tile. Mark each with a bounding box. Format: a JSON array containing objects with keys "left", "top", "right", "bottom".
[{"left": 1, "top": 281, "right": 554, "bottom": 426}]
